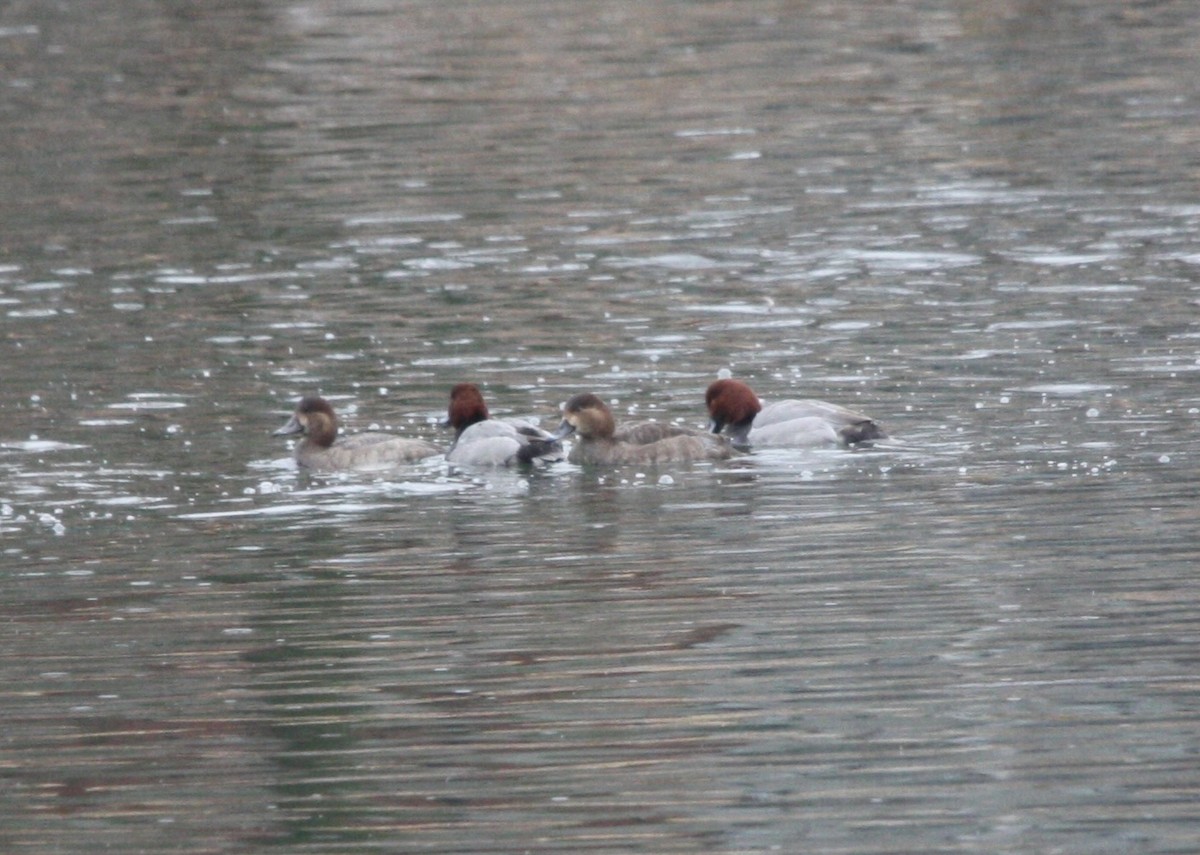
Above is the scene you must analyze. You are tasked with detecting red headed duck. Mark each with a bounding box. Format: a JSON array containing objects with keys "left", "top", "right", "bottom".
[
  {"left": 705, "top": 378, "right": 885, "bottom": 449},
  {"left": 274, "top": 395, "right": 440, "bottom": 472},
  {"left": 443, "top": 383, "right": 563, "bottom": 467},
  {"left": 549, "top": 392, "right": 734, "bottom": 465}
]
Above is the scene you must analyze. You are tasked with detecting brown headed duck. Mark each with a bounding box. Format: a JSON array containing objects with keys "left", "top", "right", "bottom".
[
  {"left": 274, "top": 395, "right": 440, "bottom": 472},
  {"left": 705, "top": 378, "right": 884, "bottom": 449},
  {"left": 549, "top": 392, "right": 734, "bottom": 465},
  {"left": 443, "top": 383, "right": 562, "bottom": 467}
]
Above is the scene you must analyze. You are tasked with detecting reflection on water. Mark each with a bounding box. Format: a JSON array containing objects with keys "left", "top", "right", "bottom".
[{"left": 3, "top": 0, "right": 1200, "bottom": 852}]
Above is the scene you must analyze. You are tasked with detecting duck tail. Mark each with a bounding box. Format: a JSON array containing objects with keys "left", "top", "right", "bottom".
[
  {"left": 515, "top": 437, "right": 564, "bottom": 465},
  {"left": 839, "top": 420, "right": 887, "bottom": 446}
]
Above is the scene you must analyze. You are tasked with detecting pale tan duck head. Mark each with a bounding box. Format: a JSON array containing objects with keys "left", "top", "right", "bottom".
[
  {"left": 551, "top": 392, "right": 618, "bottom": 442},
  {"left": 274, "top": 395, "right": 339, "bottom": 447}
]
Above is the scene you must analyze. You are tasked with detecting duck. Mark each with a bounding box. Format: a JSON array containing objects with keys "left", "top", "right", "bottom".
[
  {"left": 443, "top": 383, "right": 563, "bottom": 466},
  {"left": 705, "top": 378, "right": 885, "bottom": 449},
  {"left": 274, "top": 395, "right": 440, "bottom": 472},
  {"left": 549, "top": 392, "right": 734, "bottom": 465}
]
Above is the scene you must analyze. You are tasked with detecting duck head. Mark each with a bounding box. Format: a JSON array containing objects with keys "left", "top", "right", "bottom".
[
  {"left": 705, "top": 379, "right": 761, "bottom": 436},
  {"left": 274, "top": 396, "right": 338, "bottom": 448},
  {"left": 444, "top": 383, "right": 490, "bottom": 435},
  {"left": 548, "top": 392, "right": 616, "bottom": 441}
]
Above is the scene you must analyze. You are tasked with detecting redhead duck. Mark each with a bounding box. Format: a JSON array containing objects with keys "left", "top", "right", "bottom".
[
  {"left": 705, "top": 378, "right": 885, "bottom": 449},
  {"left": 443, "top": 383, "right": 563, "bottom": 466},
  {"left": 549, "top": 392, "right": 734, "bottom": 465},
  {"left": 274, "top": 395, "right": 440, "bottom": 472}
]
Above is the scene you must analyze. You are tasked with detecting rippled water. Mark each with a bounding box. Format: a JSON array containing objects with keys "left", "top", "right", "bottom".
[{"left": 3, "top": 1, "right": 1200, "bottom": 853}]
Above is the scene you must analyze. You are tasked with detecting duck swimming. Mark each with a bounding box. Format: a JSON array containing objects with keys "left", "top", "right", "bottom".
[
  {"left": 705, "top": 378, "right": 885, "bottom": 449},
  {"left": 274, "top": 395, "right": 440, "bottom": 472},
  {"left": 549, "top": 392, "right": 734, "bottom": 465},
  {"left": 443, "top": 383, "right": 563, "bottom": 466}
]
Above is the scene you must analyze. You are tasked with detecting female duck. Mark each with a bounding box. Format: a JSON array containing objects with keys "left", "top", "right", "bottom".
[
  {"left": 549, "top": 392, "right": 733, "bottom": 465},
  {"left": 274, "top": 395, "right": 440, "bottom": 472},
  {"left": 705, "top": 378, "right": 885, "bottom": 449},
  {"left": 444, "top": 383, "right": 562, "bottom": 466}
]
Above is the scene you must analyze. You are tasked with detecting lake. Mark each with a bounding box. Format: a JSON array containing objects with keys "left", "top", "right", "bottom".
[{"left": 2, "top": 1, "right": 1199, "bottom": 852}]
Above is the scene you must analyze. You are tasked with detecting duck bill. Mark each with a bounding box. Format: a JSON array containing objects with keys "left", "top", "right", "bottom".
[
  {"left": 273, "top": 414, "right": 304, "bottom": 436},
  {"left": 545, "top": 420, "right": 576, "bottom": 442}
]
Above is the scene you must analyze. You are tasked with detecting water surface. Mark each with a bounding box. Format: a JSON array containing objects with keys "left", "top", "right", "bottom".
[{"left": 3, "top": 1, "right": 1199, "bottom": 853}]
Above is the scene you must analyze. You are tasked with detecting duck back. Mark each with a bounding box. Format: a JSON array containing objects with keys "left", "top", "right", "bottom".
[
  {"left": 570, "top": 433, "right": 732, "bottom": 465},
  {"left": 747, "top": 417, "right": 839, "bottom": 448},
  {"left": 760, "top": 399, "right": 884, "bottom": 445},
  {"left": 612, "top": 420, "right": 703, "bottom": 445},
  {"left": 299, "top": 432, "right": 440, "bottom": 472},
  {"left": 449, "top": 418, "right": 562, "bottom": 466}
]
